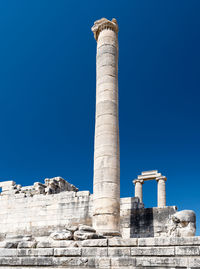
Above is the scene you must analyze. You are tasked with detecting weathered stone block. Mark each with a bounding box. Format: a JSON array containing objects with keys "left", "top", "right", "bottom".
[
  {"left": 37, "top": 239, "right": 77, "bottom": 248},
  {"left": 136, "top": 257, "right": 188, "bottom": 267},
  {"left": 53, "top": 257, "right": 95, "bottom": 267},
  {"left": 95, "top": 257, "right": 111, "bottom": 268},
  {"left": 17, "top": 249, "right": 29, "bottom": 256},
  {"left": 17, "top": 248, "right": 53, "bottom": 257},
  {"left": 18, "top": 241, "right": 37, "bottom": 248},
  {"left": 131, "top": 247, "right": 175, "bottom": 256},
  {"left": 20, "top": 257, "right": 54, "bottom": 266},
  {"left": 111, "top": 257, "right": 136, "bottom": 267},
  {"left": 74, "top": 231, "right": 98, "bottom": 240},
  {"left": 79, "top": 224, "right": 96, "bottom": 233},
  {"left": 0, "top": 241, "right": 18, "bottom": 248},
  {"left": 50, "top": 231, "right": 73, "bottom": 240},
  {"left": 77, "top": 191, "right": 90, "bottom": 197},
  {"left": 0, "top": 249, "right": 17, "bottom": 256},
  {"left": 81, "top": 239, "right": 108, "bottom": 247},
  {"left": 138, "top": 236, "right": 200, "bottom": 247},
  {"left": 0, "top": 257, "right": 21, "bottom": 266},
  {"left": 108, "top": 247, "right": 131, "bottom": 256},
  {"left": 65, "top": 225, "right": 78, "bottom": 232},
  {"left": 169, "top": 236, "right": 200, "bottom": 246},
  {"left": 54, "top": 248, "right": 81, "bottom": 257},
  {"left": 138, "top": 237, "right": 169, "bottom": 246},
  {"left": 82, "top": 247, "right": 107, "bottom": 257},
  {"left": 175, "top": 245, "right": 200, "bottom": 255},
  {"left": 188, "top": 257, "right": 200, "bottom": 267},
  {"left": 0, "top": 181, "right": 15, "bottom": 189},
  {"left": 108, "top": 238, "right": 137, "bottom": 247}
]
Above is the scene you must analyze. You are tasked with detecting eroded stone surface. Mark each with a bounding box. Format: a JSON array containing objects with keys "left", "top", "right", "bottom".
[
  {"left": 0, "top": 177, "right": 78, "bottom": 197},
  {"left": 50, "top": 231, "right": 73, "bottom": 241},
  {"left": 0, "top": 237, "right": 198, "bottom": 267},
  {"left": 168, "top": 210, "right": 196, "bottom": 237}
]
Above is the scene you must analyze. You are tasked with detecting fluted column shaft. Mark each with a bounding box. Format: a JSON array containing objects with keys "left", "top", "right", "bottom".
[
  {"left": 92, "top": 18, "right": 120, "bottom": 234},
  {"left": 156, "top": 176, "right": 166, "bottom": 207},
  {"left": 134, "top": 180, "right": 143, "bottom": 203}
]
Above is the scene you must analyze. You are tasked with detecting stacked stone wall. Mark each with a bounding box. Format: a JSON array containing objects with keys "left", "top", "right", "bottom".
[
  {"left": 0, "top": 237, "right": 199, "bottom": 268},
  {"left": 0, "top": 188, "right": 176, "bottom": 239},
  {"left": 120, "top": 200, "right": 177, "bottom": 238},
  {"left": 0, "top": 191, "right": 92, "bottom": 239}
]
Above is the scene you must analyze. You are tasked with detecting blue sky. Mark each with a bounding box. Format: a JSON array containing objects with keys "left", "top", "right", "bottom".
[{"left": 0, "top": 1, "right": 200, "bottom": 233}]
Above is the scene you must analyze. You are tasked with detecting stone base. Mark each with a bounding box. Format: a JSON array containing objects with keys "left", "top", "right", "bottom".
[{"left": 0, "top": 236, "right": 199, "bottom": 268}]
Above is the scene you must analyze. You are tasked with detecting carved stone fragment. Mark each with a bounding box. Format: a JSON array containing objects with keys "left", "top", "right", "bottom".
[
  {"left": 169, "top": 210, "right": 196, "bottom": 237},
  {"left": 50, "top": 231, "right": 73, "bottom": 240}
]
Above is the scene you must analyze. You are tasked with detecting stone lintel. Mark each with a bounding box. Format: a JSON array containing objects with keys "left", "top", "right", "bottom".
[
  {"left": 91, "top": 18, "right": 118, "bottom": 41},
  {"left": 141, "top": 170, "right": 158, "bottom": 176},
  {"left": 137, "top": 173, "right": 161, "bottom": 180}
]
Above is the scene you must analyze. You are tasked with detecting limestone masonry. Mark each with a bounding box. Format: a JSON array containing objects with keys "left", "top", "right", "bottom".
[{"left": 0, "top": 18, "right": 198, "bottom": 268}]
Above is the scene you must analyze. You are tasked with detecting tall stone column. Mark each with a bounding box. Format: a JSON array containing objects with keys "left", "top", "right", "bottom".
[
  {"left": 91, "top": 18, "right": 120, "bottom": 235},
  {"left": 156, "top": 176, "right": 167, "bottom": 207},
  {"left": 133, "top": 179, "right": 143, "bottom": 203}
]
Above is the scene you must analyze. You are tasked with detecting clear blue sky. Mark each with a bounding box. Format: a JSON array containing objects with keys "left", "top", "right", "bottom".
[{"left": 0, "top": 1, "right": 200, "bottom": 233}]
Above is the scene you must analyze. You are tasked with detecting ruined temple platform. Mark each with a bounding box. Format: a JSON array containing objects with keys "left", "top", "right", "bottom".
[{"left": 0, "top": 237, "right": 199, "bottom": 268}]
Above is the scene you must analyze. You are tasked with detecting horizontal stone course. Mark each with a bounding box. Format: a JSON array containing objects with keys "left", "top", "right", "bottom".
[
  {"left": 17, "top": 248, "right": 54, "bottom": 257},
  {"left": 81, "top": 239, "right": 108, "bottom": 247},
  {"left": 20, "top": 257, "right": 54, "bottom": 266},
  {"left": 135, "top": 256, "right": 188, "bottom": 267},
  {"left": 37, "top": 240, "right": 78, "bottom": 248},
  {"left": 131, "top": 247, "right": 175, "bottom": 256},
  {"left": 138, "top": 236, "right": 200, "bottom": 246},
  {"left": 0, "top": 249, "right": 17, "bottom": 256},
  {"left": 175, "top": 246, "right": 200, "bottom": 256},
  {"left": 54, "top": 248, "right": 81, "bottom": 257},
  {"left": 52, "top": 256, "right": 95, "bottom": 267},
  {"left": 188, "top": 257, "right": 200, "bottom": 267},
  {"left": 108, "top": 247, "right": 131, "bottom": 257},
  {"left": 82, "top": 247, "right": 108, "bottom": 257},
  {"left": 108, "top": 238, "right": 137, "bottom": 247},
  {"left": 0, "top": 242, "right": 199, "bottom": 268},
  {"left": 111, "top": 257, "right": 136, "bottom": 267}
]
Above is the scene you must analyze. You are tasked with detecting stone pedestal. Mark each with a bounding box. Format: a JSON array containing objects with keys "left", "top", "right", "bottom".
[
  {"left": 91, "top": 18, "right": 120, "bottom": 235},
  {"left": 133, "top": 179, "right": 143, "bottom": 203},
  {"left": 156, "top": 176, "right": 167, "bottom": 207}
]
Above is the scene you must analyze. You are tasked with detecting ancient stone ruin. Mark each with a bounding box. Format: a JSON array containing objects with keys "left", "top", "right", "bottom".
[{"left": 0, "top": 18, "right": 198, "bottom": 268}]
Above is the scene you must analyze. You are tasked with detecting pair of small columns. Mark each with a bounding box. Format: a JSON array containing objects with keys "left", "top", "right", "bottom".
[
  {"left": 91, "top": 18, "right": 120, "bottom": 235},
  {"left": 134, "top": 176, "right": 166, "bottom": 207}
]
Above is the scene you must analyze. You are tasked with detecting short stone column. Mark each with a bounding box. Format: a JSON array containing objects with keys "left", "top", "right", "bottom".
[
  {"left": 91, "top": 18, "right": 120, "bottom": 235},
  {"left": 133, "top": 179, "right": 144, "bottom": 203},
  {"left": 156, "top": 176, "right": 167, "bottom": 207}
]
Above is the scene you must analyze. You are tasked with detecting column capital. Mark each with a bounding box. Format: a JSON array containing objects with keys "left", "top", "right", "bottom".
[
  {"left": 156, "top": 176, "right": 167, "bottom": 182},
  {"left": 91, "top": 18, "right": 118, "bottom": 41},
  {"left": 133, "top": 179, "right": 144, "bottom": 185}
]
